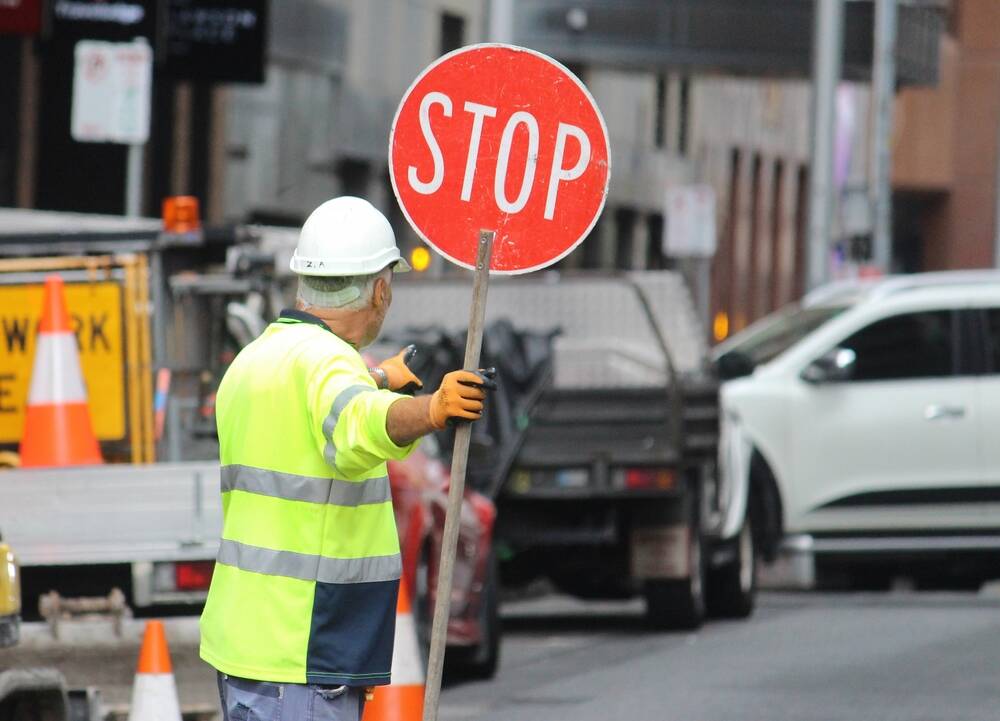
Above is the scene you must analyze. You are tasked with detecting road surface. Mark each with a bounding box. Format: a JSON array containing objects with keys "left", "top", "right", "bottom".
[
  {"left": 4, "top": 590, "right": 999, "bottom": 720},
  {"left": 441, "top": 589, "right": 1000, "bottom": 721}
]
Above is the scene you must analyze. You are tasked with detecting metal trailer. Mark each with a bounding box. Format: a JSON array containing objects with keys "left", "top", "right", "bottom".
[
  {"left": 382, "top": 271, "right": 754, "bottom": 629},
  {"left": 0, "top": 209, "right": 241, "bottom": 615},
  {"left": 0, "top": 462, "right": 222, "bottom": 614}
]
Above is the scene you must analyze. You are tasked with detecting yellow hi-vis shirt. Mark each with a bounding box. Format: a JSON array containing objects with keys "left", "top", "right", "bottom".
[{"left": 199, "top": 309, "right": 418, "bottom": 686}]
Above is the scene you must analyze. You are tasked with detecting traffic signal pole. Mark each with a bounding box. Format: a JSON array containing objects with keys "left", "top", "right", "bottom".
[
  {"left": 870, "top": 0, "right": 897, "bottom": 274},
  {"left": 489, "top": 0, "right": 515, "bottom": 43},
  {"left": 125, "top": 144, "right": 144, "bottom": 217},
  {"left": 806, "top": 0, "right": 845, "bottom": 290},
  {"left": 422, "top": 231, "right": 494, "bottom": 721}
]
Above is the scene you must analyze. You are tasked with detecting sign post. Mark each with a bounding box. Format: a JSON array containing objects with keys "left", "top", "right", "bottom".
[
  {"left": 71, "top": 38, "right": 153, "bottom": 216},
  {"left": 664, "top": 184, "right": 717, "bottom": 322},
  {"left": 388, "top": 43, "right": 610, "bottom": 721},
  {"left": 422, "top": 230, "right": 493, "bottom": 717}
]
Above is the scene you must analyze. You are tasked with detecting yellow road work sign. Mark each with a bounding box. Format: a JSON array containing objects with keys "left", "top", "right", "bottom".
[{"left": 0, "top": 282, "right": 125, "bottom": 442}]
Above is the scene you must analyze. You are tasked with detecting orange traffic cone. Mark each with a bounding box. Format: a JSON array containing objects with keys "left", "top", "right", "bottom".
[
  {"left": 363, "top": 581, "right": 425, "bottom": 721},
  {"left": 127, "top": 621, "right": 182, "bottom": 721},
  {"left": 18, "top": 275, "right": 102, "bottom": 467}
]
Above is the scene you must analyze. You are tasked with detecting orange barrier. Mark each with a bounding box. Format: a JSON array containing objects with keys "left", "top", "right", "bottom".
[
  {"left": 19, "top": 275, "right": 103, "bottom": 467},
  {"left": 363, "top": 581, "right": 425, "bottom": 721},
  {"left": 127, "top": 621, "right": 182, "bottom": 721}
]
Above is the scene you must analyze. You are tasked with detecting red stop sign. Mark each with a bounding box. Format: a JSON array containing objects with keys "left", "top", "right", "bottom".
[{"left": 389, "top": 44, "right": 610, "bottom": 274}]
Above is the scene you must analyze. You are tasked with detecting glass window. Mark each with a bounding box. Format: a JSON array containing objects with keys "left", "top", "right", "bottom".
[
  {"left": 725, "top": 304, "right": 848, "bottom": 366},
  {"left": 983, "top": 309, "right": 1000, "bottom": 373},
  {"left": 839, "top": 311, "right": 955, "bottom": 382},
  {"left": 440, "top": 13, "right": 465, "bottom": 55}
]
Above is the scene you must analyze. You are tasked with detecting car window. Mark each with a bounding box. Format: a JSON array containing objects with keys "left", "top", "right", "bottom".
[
  {"left": 724, "top": 304, "right": 848, "bottom": 366},
  {"left": 839, "top": 310, "right": 956, "bottom": 382},
  {"left": 983, "top": 309, "right": 1000, "bottom": 373}
]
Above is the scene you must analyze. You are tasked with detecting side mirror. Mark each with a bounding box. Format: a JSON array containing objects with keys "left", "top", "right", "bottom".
[
  {"left": 801, "top": 348, "right": 856, "bottom": 384},
  {"left": 715, "top": 350, "right": 755, "bottom": 381}
]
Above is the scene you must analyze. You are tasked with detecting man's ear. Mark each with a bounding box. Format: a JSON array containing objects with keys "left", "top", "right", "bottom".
[{"left": 373, "top": 276, "right": 389, "bottom": 310}]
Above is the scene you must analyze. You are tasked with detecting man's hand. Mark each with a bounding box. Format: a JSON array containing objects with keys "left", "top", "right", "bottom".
[
  {"left": 375, "top": 345, "right": 423, "bottom": 393},
  {"left": 428, "top": 368, "right": 497, "bottom": 430},
  {"left": 385, "top": 368, "right": 497, "bottom": 446}
]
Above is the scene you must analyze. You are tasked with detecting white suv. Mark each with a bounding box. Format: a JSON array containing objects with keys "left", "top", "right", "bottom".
[{"left": 714, "top": 271, "right": 1000, "bottom": 582}]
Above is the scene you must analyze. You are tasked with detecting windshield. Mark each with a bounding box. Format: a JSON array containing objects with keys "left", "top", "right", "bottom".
[{"left": 725, "top": 305, "right": 848, "bottom": 366}]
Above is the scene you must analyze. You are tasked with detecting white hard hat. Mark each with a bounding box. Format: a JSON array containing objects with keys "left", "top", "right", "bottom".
[{"left": 290, "top": 196, "right": 412, "bottom": 276}]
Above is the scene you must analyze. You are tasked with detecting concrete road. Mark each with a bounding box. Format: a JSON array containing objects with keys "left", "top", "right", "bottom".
[
  {"left": 440, "top": 590, "right": 1000, "bottom": 721},
  {"left": 0, "top": 617, "right": 216, "bottom": 717},
  {"left": 5, "top": 590, "right": 999, "bottom": 720}
]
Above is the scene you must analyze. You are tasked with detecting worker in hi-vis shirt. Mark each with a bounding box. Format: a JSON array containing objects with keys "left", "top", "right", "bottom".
[{"left": 200, "top": 196, "right": 496, "bottom": 721}]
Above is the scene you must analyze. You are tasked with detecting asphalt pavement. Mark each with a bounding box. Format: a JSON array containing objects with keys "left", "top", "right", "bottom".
[
  {"left": 5, "top": 590, "right": 999, "bottom": 720},
  {"left": 440, "top": 590, "right": 1000, "bottom": 721}
]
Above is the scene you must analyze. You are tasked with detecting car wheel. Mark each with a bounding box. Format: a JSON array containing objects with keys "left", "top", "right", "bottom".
[
  {"left": 644, "top": 522, "right": 706, "bottom": 631},
  {"left": 706, "top": 514, "right": 757, "bottom": 619},
  {"left": 450, "top": 549, "right": 501, "bottom": 679}
]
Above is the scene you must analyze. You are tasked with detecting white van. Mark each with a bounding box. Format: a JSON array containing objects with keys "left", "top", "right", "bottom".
[{"left": 714, "top": 271, "right": 1000, "bottom": 584}]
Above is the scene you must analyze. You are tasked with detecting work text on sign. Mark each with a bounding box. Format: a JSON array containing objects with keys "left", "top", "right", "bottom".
[{"left": 0, "top": 282, "right": 125, "bottom": 442}]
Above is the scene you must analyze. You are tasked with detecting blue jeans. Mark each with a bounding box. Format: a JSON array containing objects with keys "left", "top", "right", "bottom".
[{"left": 217, "top": 673, "right": 366, "bottom": 721}]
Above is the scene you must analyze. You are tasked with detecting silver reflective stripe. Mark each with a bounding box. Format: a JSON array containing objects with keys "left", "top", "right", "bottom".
[
  {"left": 221, "top": 465, "right": 390, "bottom": 506},
  {"left": 322, "top": 384, "right": 374, "bottom": 472},
  {"left": 217, "top": 539, "right": 402, "bottom": 584}
]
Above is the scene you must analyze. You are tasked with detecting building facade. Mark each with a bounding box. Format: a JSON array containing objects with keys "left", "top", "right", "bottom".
[
  {"left": 696, "top": 0, "right": 1000, "bottom": 339},
  {"left": 692, "top": 77, "right": 874, "bottom": 336},
  {"left": 892, "top": 0, "right": 1000, "bottom": 273},
  {"left": 4, "top": 0, "right": 987, "bottom": 343},
  {"left": 221, "top": 0, "right": 488, "bottom": 241}
]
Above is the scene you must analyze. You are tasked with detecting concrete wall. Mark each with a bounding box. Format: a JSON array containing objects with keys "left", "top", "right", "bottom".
[
  {"left": 587, "top": 70, "right": 691, "bottom": 212},
  {"left": 220, "top": 0, "right": 487, "bottom": 227},
  {"left": 570, "top": 69, "right": 693, "bottom": 272},
  {"left": 925, "top": 0, "right": 1000, "bottom": 270},
  {"left": 691, "top": 76, "right": 873, "bottom": 333},
  {"left": 890, "top": 0, "right": 1000, "bottom": 271},
  {"left": 892, "top": 37, "right": 957, "bottom": 192}
]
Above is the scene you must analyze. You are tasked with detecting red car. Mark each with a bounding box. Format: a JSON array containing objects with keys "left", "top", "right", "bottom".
[{"left": 388, "top": 435, "right": 500, "bottom": 679}]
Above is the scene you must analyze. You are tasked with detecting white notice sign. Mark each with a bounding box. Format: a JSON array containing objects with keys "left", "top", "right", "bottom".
[
  {"left": 663, "top": 185, "right": 717, "bottom": 258},
  {"left": 71, "top": 39, "right": 152, "bottom": 145}
]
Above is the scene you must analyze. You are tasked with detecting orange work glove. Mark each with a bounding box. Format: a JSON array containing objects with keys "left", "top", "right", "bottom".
[
  {"left": 375, "top": 345, "right": 423, "bottom": 393},
  {"left": 428, "top": 368, "right": 497, "bottom": 430}
]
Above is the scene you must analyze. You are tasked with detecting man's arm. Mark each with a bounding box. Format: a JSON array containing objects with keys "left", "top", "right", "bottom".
[
  {"left": 385, "top": 369, "right": 496, "bottom": 446},
  {"left": 386, "top": 395, "right": 435, "bottom": 446}
]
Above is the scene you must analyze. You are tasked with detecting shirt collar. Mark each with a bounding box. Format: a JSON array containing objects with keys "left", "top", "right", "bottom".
[{"left": 277, "top": 308, "right": 334, "bottom": 334}]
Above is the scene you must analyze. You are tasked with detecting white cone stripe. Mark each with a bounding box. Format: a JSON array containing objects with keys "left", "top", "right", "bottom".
[
  {"left": 27, "top": 333, "right": 88, "bottom": 404},
  {"left": 390, "top": 612, "right": 425, "bottom": 685},
  {"left": 127, "top": 673, "right": 182, "bottom": 721}
]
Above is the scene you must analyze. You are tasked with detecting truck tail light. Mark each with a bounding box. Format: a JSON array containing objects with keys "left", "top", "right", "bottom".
[
  {"left": 620, "top": 468, "right": 676, "bottom": 490},
  {"left": 508, "top": 468, "right": 589, "bottom": 493},
  {"left": 175, "top": 561, "right": 214, "bottom": 591}
]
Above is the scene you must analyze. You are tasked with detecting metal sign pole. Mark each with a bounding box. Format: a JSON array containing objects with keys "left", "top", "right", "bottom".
[
  {"left": 422, "top": 229, "right": 495, "bottom": 721},
  {"left": 125, "top": 143, "right": 143, "bottom": 217},
  {"left": 870, "top": 0, "right": 897, "bottom": 273},
  {"left": 806, "top": 0, "right": 844, "bottom": 290}
]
